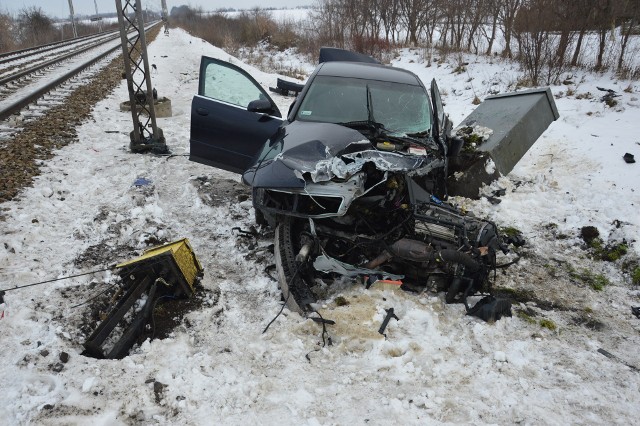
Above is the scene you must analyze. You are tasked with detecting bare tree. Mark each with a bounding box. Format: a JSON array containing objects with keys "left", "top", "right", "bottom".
[
  {"left": 380, "top": 0, "right": 401, "bottom": 43},
  {"left": 482, "top": 0, "right": 501, "bottom": 55},
  {"left": 16, "top": 7, "right": 56, "bottom": 47},
  {"left": 569, "top": 0, "right": 595, "bottom": 66},
  {"left": 0, "top": 14, "right": 16, "bottom": 53},
  {"left": 498, "top": 0, "right": 522, "bottom": 58},
  {"left": 399, "top": 0, "right": 430, "bottom": 45},
  {"left": 513, "top": 0, "right": 560, "bottom": 85},
  {"left": 616, "top": 0, "right": 639, "bottom": 72},
  {"left": 593, "top": 0, "right": 613, "bottom": 70}
]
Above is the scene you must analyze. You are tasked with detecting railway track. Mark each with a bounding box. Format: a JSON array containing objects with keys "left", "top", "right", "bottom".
[
  {"left": 0, "top": 22, "right": 160, "bottom": 127},
  {"left": 0, "top": 23, "right": 163, "bottom": 204}
]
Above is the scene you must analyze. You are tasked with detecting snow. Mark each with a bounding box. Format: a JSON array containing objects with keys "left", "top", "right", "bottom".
[{"left": 1, "top": 27, "right": 639, "bottom": 424}]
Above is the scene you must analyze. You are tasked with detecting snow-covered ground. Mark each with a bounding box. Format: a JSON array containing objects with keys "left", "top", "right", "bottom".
[{"left": 0, "top": 27, "right": 639, "bottom": 424}]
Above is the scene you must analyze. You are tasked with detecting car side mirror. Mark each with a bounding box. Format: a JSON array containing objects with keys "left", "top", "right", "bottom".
[{"left": 247, "top": 99, "right": 274, "bottom": 114}]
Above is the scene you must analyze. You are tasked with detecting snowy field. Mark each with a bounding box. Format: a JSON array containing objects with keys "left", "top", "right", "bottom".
[{"left": 0, "top": 26, "right": 639, "bottom": 424}]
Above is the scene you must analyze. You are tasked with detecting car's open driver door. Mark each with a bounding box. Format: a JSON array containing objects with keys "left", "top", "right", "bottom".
[{"left": 190, "top": 57, "right": 283, "bottom": 174}]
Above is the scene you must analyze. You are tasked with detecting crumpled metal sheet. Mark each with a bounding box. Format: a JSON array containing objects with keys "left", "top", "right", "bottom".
[{"left": 298, "top": 149, "right": 438, "bottom": 183}]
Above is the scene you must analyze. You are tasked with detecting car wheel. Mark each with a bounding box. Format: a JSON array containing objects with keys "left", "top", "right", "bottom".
[{"left": 274, "top": 216, "right": 316, "bottom": 314}]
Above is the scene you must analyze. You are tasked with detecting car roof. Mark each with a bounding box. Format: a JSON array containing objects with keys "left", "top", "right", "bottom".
[{"left": 315, "top": 61, "right": 423, "bottom": 86}]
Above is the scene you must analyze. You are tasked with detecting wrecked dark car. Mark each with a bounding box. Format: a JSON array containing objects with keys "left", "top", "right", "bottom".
[{"left": 190, "top": 48, "right": 558, "bottom": 315}]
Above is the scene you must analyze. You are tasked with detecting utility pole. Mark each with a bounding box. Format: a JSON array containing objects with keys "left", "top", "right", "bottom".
[
  {"left": 94, "top": 0, "right": 103, "bottom": 32},
  {"left": 161, "top": 0, "right": 168, "bottom": 21},
  {"left": 161, "top": 0, "right": 169, "bottom": 34},
  {"left": 115, "top": 0, "right": 167, "bottom": 154},
  {"left": 67, "top": 0, "right": 78, "bottom": 38}
]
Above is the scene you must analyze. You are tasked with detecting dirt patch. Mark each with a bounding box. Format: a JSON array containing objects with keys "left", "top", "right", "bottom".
[{"left": 193, "top": 176, "right": 251, "bottom": 208}]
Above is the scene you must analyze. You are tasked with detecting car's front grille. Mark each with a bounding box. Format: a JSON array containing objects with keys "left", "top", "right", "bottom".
[{"left": 261, "top": 189, "right": 343, "bottom": 218}]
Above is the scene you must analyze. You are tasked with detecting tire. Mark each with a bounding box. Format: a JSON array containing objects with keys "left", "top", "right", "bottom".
[{"left": 274, "top": 216, "right": 316, "bottom": 314}]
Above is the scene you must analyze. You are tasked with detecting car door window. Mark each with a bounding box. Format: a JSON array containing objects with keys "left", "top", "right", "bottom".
[{"left": 200, "top": 59, "right": 268, "bottom": 109}]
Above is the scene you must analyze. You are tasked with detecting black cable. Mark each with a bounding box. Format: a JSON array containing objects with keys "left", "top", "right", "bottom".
[
  {"left": 263, "top": 264, "right": 277, "bottom": 281},
  {"left": 1, "top": 265, "right": 116, "bottom": 292},
  {"left": 495, "top": 255, "right": 521, "bottom": 269},
  {"left": 305, "top": 310, "right": 333, "bottom": 362},
  {"left": 70, "top": 284, "right": 116, "bottom": 309},
  {"left": 262, "top": 265, "right": 300, "bottom": 334}
]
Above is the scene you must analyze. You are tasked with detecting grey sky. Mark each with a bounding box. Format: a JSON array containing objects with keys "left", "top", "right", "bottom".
[{"left": 0, "top": 0, "right": 307, "bottom": 19}]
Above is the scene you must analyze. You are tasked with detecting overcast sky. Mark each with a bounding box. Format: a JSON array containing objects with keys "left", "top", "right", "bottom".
[{"left": 0, "top": 0, "right": 307, "bottom": 19}]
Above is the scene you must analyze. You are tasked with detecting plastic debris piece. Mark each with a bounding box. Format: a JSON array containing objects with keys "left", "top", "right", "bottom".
[
  {"left": 467, "top": 296, "right": 512, "bottom": 322},
  {"left": 133, "top": 177, "right": 152, "bottom": 187},
  {"left": 623, "top": 153, "right": 635, "bottom": 164}
]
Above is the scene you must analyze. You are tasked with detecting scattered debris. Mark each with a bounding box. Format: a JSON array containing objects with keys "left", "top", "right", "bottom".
[
  {"left": 623, "top": 153, "right": 635, "bottom": 164},
  {"left": 133, "top": 177, "right": 152, "bottom": 187},
  {"left": 597, "top": 87, "right": 620, "bottom": 107},
  {"left": 83, "top": 239, "right": 203, "bottom": 359},
  {"left": 269, "top": 78, "right": 304, "bottom": 97},
  {"left": 466, "top": 296, "right": 512, "bottom": 322},
  {"left": 378, "top": 308, "right": 399, "bottom": 337}
]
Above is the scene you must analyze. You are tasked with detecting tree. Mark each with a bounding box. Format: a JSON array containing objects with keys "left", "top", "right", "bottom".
[
  {"left": 0, "top": 14, "right": 16, "bottom": 53},
  {"left": 616, "top": 0, "right": 639, "bottom": 73},
  {"left": 498, "top": 0, "right": 522, "bottom": 58},
  {"left": 16, "top": 7, "right": 55, "bottom": 47}
]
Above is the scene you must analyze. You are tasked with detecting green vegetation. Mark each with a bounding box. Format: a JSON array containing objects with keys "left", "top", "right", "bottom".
[
  {"left": 516, "top": 310, "right": 537, "bottom": 324},
  {"left": 588, "top": 238, "right": 628, "bottom": 262},
  {"left": 569, "top": 267, "right": 610, "bottom": 291},
  {"left": 501, "top": 226, "right": 522, "bottom": 238},
  {"left": 632, "top": 267, "right": 640, "bottom": 286},
  {"left": 334, "top": 296, "right": 350, "bottom": 306},
  {"left": 539, "top": 319, "right": 557, "bottom": 331},
  {"left": 456, "top": 126, "right": 484, "bottom": 153}
]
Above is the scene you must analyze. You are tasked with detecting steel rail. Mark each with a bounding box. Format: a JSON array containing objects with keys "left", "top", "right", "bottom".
[
  {"left": 0, "top": 21, "right": 161, "bottom": 121},
  {"left": 0, "top": 28, "right": 120, "bottom": 64},
  {"left": 0, "top": 33, "right": 123, "bottom": 86}
]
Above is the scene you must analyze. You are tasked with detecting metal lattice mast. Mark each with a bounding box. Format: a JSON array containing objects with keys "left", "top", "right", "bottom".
[
  {"left": 115, "top": 0, "right": 167, "bottom": 153},
  {"left": 161, "top": 0, "right": 168, "bottom": 21},
  {"left": 67, "top": 0, "right": 78, "bottom": 38}
]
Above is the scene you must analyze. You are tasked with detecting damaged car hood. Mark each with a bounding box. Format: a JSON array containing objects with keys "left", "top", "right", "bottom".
[{"left": 244, "top": 121, "right": 441, "bottom": 188}]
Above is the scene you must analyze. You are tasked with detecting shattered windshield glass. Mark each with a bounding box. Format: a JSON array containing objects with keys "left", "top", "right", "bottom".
[{"left": 296, "top": 76, "right": 432, "bottom": 136}]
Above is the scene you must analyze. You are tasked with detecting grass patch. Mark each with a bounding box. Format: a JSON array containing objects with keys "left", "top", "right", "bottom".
[
  {"left": 569, "top": 267, "right": 610, "bottom": 291},
  {"left": 632, "top": 267, "right": 640, "bottom": 285},
  {"left": 589, "top": 238, "right": 628, "bottom": 262},
  {"left": 575, "top": 92, "right": 593, "bottom": 100},
  {"left": 334, "top": 296, "right": 350, "bottom": 306},
  {"left": 501, "top": 226, "right": 522, "bottom": 238},
  {"left": 516, "top": 310, "right": 537, "bottom": 324},
  {"left": 539, "top": 319, "right": 557, "bottom": 331}
]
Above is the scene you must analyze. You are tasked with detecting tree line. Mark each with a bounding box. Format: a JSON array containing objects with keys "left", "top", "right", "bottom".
[
  {"left": 307, "top": 0, "right": 639, "bottom": 83},
  {"left": 0, "top": 7, "right": 123, "bottom": 53}
]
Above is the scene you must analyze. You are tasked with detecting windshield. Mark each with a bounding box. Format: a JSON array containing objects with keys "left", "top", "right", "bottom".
[{"left": 296, "top": 75, "right": 432, "bottom": 136}]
